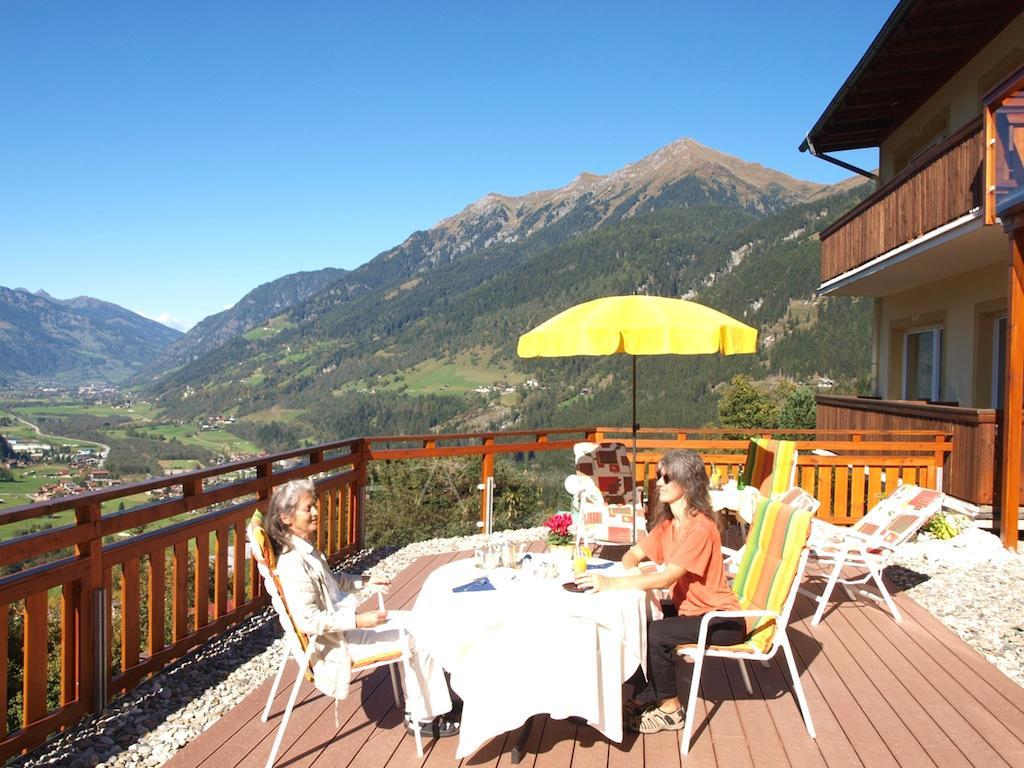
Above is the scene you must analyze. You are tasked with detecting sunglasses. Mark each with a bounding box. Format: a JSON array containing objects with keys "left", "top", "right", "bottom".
[{"left": 656, "top": 470, "right": 672, "bottom": 484}]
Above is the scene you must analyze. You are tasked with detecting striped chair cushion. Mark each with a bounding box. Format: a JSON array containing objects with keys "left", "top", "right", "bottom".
[
  {"left": 732, "top": 498, "right": 813, "bottom": 654},
  {"left": 742, "top": 438, "right": 798, "bottom": 498}
]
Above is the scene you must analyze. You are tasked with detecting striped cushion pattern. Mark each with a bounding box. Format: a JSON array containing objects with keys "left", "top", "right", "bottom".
[
  {"left": 741, "top": 438, "right": 798, "bottom": 497},
  {"left": 732, "top": 499, "right": 813, "bottom": 653}
]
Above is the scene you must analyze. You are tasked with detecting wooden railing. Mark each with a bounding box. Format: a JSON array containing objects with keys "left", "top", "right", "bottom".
[
  {"left": 820, "top": 119, "right": 985, "bottom": 284},
  {"left": 0, "top": 425, "right": 950, "bottom": 760},
  {"left": 817, "top": 395, "right": 997, "bottom": 504}
]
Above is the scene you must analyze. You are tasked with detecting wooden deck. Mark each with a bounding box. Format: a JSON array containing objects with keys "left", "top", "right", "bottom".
[{"left": 166, "top": 550, "right": 1024, "bottom": 768}]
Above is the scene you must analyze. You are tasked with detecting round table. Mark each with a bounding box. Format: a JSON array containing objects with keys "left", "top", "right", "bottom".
[{"left": 411, "top": 557, "right": 647, "bottom": 759}]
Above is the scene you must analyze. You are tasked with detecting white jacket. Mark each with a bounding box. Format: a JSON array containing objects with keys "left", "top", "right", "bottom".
[{"left": 274, "top": 534, "right": 363, "bottom": 699}]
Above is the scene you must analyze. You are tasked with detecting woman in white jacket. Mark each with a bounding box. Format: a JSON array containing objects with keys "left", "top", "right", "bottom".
[{"left": 265, "top": 478, "right": 458, "bottom": 737}]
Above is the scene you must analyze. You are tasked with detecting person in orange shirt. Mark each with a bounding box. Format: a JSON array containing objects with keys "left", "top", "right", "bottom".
[{"left": 575, "top": 449, "right": 742, "bottom": 733}]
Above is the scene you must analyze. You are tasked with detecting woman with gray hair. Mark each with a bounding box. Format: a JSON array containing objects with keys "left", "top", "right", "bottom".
[{"left": 264, "top": 478, "right": 459, "bottom": 738}]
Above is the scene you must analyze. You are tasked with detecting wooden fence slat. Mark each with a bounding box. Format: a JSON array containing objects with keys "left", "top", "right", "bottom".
[
  {"left": 834, "top": 466, "right": 850, "bottom": 524},
  {"left": 818, "top": 466, "right": 834, "bottom": 519},
  {"left": 232, "top": 520, "right": 246, "bottom": 610},
  {"left": 148, "top": 547, "right": 166, "bottom": 655},
  {"left": 214, "top": 527, "right": 228, "bottom": 620},
  {"left": 0, "top": 602, "right": 7, "bottom": 739},
  {"left": 173, "top": 541, "right": 188, "bottom": 643},
  {"left": 121, "top": 559, "right": 140, "bottom": 672},
  {"left": 868, "top": 465, "right": 883, "bottom": 509},
  {"left": 22, "top": 591, "right": 49, "bottom": 727},
  {"left": 851, "top": 463, "right": 867, "bottom": 519},
  {"left": 195, "top": 533, "right": 209, "bottom": 631},
  {"left": 60, "top": 582, "right": 76, "bottom": 706}
]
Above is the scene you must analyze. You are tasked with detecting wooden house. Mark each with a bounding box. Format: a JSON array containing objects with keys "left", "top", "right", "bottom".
[{"left": 802, "top": 0, "right": 1024, "bottom": 547}]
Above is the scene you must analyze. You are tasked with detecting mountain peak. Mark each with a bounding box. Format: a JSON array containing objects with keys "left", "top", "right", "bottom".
[{"left": 428, "top": 138, "right": 826, "bottom": 254}]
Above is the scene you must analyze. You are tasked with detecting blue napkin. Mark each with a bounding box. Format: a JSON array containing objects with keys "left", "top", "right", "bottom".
[
  {"left": 586, "top": 561, "right": 614, "bottom": 570},
  {"left": 452, "top": 576, "right": 495, "bottom": 593}
]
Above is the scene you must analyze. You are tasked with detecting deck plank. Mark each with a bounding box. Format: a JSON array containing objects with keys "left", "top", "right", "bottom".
[
  {"left": 821, "top": 599, "right": 969, "bottom": 768},
  {"left": 166, "top": 551, "right": 1024, "bottom": 768},
  {"left": 841, "top": 599, "right": 1006, "bottom": 768}
]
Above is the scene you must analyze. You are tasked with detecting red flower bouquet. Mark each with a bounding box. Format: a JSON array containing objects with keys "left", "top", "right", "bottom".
[{"left": 543, "top": 512, "right": 575, "bottom": 546}]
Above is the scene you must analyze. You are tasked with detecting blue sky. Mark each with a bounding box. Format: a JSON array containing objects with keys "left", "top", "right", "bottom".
[{"left": 1, "top": 1, "right": 894, "bottom": 331}]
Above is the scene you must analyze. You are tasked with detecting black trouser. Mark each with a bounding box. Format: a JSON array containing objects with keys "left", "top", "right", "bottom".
[{"left": 630, "top": 614, "right": 746, "bottom": 705}]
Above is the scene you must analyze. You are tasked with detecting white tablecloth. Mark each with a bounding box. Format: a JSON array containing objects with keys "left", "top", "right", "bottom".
[
  {"left": 411, "top": 558, "right": 647, "bottom": 758},
  {"left": 710, "top": 484, "right": 759, "bottom": 523}
]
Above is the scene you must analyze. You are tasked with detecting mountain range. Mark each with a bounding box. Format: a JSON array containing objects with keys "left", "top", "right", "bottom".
[
  {"left": 137, "top": 138, "right": 873, "bottom": 445},
  {"left": 2, "top": 137, "right": 873, "bottom": 444},
  {"left": 0, "top": 288, "right": 182, "bottom": 386}
]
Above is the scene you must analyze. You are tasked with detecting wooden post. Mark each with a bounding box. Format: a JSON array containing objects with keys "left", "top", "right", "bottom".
[
  {"left": 480, "top": 437, "right": 495, "bottom": 529},
  {"left": 22, "top": 591, "right": 48, "bottom": 726},
  {"left": 75, "top": 501, "right": 102, "bottom": 714},
  {"left": 999, "top": 228, "right": 1024, "bottom": 551},
  {"left": 351, "top": 440, "right": 367, "bottom": 550}
]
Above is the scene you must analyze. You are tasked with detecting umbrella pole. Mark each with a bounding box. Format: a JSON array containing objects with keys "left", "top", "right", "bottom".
[{"left": 632, "top": 355, "right": 638, "bottom": 545}]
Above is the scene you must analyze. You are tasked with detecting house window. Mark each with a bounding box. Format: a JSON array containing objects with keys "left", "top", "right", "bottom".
[
  {"left": 903, "top": 327, "right": 943, "bottom": 401},
  {"left": 993, "top": 315, "right": 1007, "bottom": 407}
]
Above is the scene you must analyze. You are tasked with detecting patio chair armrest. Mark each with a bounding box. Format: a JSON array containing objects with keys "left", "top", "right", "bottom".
[
  {"left": 680, "top": 608, "right": 780, "bottom": 655},
  {"left": 701, "top": 608, "right": 777, "bottom": 622}
]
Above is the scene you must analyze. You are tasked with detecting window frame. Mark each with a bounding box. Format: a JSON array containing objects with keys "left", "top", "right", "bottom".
[{"left": 902, "top": 325, "right": 943, "bottom": 401}]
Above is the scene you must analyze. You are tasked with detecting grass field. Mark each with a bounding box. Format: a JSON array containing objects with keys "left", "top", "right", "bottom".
[{"left": 381, "top": 357, "right": 526, "bottom": 395}]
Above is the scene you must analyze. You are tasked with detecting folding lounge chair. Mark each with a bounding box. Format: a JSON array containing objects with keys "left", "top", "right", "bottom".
[
  {"left": 741, "top": 437, "right": 799, "bottom": 498},
  {"left": 570, "top": 441, "right": 646, "bottom": 544},
  {"left": 676, "top": 498, "right": 816, "bottom": 756},
  {"left": 802, "top": 483, "right": 943, "bottom": 625},
  {"left": 247, "top": 511, "right": 426, "bottom": 768}
]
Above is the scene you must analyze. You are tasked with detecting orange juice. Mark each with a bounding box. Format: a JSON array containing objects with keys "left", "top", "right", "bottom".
[{"left": 573, "top": 544, "right": 591, "bottom": 575}]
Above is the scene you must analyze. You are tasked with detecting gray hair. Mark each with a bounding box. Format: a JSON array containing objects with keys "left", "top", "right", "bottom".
[{"left": 264, "top": 478, "right": 316, "bottom": 558}]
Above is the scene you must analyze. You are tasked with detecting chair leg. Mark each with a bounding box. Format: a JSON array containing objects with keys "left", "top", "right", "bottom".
[
  {"left": 265, "top": 661, "right": 307, "bottom": 768},
  {"left": 737, "top": 659, "right": 753, "bottom": 695},
  {"left": 388, "top": 662, "right": 402, "bottom": 709},
  {"left": 262, "top": 645, "right": 291, "bottom": 723},
  {"left": 866, "top": 560, "right": 902, "bottom": 621},
  {"left": 779, "top": 636, "right": 815, "bottom": 739},
  {"left": 680, "top": 654, "right": 706, "bottom": 757},
  {"left": 812, "top": 557, "right": 846, "bottom": 626}
]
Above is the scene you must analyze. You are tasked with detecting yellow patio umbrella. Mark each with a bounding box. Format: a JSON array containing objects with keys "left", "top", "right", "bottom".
[{"left": 517, "top": 295, "right": 758, "bottom": 539}]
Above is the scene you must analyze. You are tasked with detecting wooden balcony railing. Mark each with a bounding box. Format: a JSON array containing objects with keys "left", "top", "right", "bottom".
[
  {"left": 820, "top": 118, "right": 985, "bottom": 284},
  {"left": 816, "top": 395, "right": 999, "bottom": 504},
  {"left": 0, "top": 425, "right": 951, "bottom": 761}
]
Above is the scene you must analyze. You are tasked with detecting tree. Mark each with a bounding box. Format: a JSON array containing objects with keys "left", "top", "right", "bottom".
[
  {"left": 717, "top": 375, "right": 778, "bottom": 429},
  {"left": 779, "top": 386, "right": 817, "bottom": 431},
  {"left": 0, "top": 466, "right": 13, "bottom": 482}
]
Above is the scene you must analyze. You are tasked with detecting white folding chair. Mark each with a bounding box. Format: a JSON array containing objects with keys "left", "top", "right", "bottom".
[
  {"left": 802, "top": 484, "right": 943, "bottom": 625},
  {"left": 247, "top": 515, "right": 426, "bottom": 768},
  {"left": 677, "top": 498, "right": 816, "bottom": 756}
]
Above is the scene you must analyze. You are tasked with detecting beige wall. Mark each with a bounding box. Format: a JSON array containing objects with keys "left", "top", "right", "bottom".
[
  {"left": 878, "top": 263, "right": 1005, "bottom": 406},
  {"left": 879, "top": 12, "right": 1024, "bottom": 179}
]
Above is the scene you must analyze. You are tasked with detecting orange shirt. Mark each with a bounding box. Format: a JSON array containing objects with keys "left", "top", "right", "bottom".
[{"left": 639, "top": 514, "right": 739, "bottom": 617}]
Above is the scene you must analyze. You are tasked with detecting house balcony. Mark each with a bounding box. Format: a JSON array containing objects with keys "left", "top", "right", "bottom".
[
  {"left": 816, "top": 395, "right": 1009, "bottom": 505},
  {"left": 0, "top": 426, "right": 958, "bottom": 762},
  {"left": 818, "top": 120, "right": 1006, "bottom": 296}
]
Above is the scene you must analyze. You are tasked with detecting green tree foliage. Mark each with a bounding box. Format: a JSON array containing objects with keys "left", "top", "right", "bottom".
[
  {"left": 779, "top": 386, "right": 817, "bottom": 431},
  {"left": 365, "top": 457, "right": 544, "bottom": 547},
  {"left": 0, "top": 465, "right": 13, "bottom": 482},
  {"left": 717, "top": 375, "right": 779, "bottom": 429}
]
